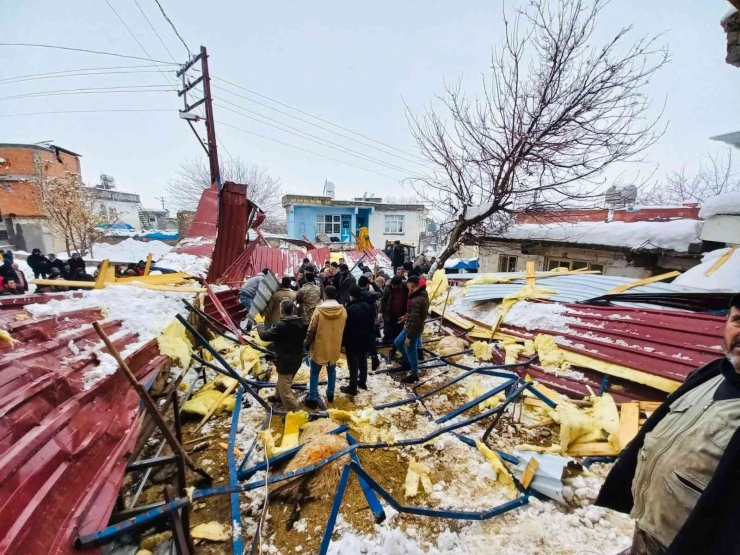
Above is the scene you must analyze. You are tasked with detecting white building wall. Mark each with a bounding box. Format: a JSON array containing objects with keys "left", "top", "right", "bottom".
[
  {"left": 367, "top": 209, "right": 427, "bottom": 248},
  {"left": 100, "top": 198, "right": 141, "bottom": 229},
  {"left": 700, "top": 215, "right": 740, "bottom": 244}
]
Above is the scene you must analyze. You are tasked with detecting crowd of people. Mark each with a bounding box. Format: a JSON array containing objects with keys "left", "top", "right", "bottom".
[{"left": 240, "top": 251, "right": 432, "bottom": 409}]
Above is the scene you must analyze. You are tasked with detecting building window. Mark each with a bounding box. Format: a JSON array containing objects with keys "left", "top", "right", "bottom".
[
  {"left": 498, "top": 255, "right": 518, "bottom": 272},
  {"left": 384, "top": 214, "right": 405, "bottom": 234},
  {"left": 546, "top": 257, "right": 604, "bottom": 273},
  {"left": 316, "top": 214, "right": 341, "bottom": 235}
]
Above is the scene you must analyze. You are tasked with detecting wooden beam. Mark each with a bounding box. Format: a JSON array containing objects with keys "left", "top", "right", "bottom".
[
  {"left": 127, "top": 283, "right": 206, "bottom": 293},
  {"left": 94, "top": 259, "right": 109, "bottom": 289},
  {"left": 520, "top": 457, "right": 539, "bottom": 489},
  {"left": 116, "top": 272, "right": 194, "bottom": 285},
  {"left": 607, "top": 271, "right": 680, "bottom": 294},
  {"left": 567, "top": 442, "right": 620, "bottom": 457},
  {"left": 619, "top": 401, "right": 640, "bottom": 450},
  {"left": 31, "top": 279, "right": 96, "bottom": 288},
  {"left": 144, "top": 253, "right": 153, "bottom": 276},
  {"left": 526, "top": 261, "right": 536, "bottom": 287},
  {"left": 704, "top": 245, "right": 737, "bottom": 277}
]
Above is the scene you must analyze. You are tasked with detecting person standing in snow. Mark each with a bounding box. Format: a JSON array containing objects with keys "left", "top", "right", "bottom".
[
  {"left": 391, "top": 240, "right": 405, "bottom": 274},
  {"left": 394, "top": 276, "right": 429, "bottom": 383},
  {"left": 67, "top": 252, "right": 85, "bottom": 272},
  {"left": 239, "top": 268, "right": 269, "bottom": 312},
  {"left": 333, "top": 263, "right": 356, "bottom": 305},
  {"left": 597, "top": 294, "right": 740, "bottom": 555},
  {"left": 262, "top": 276, "right": 296, "bottom": 328},
  {"left": 340, "top": 286, "right": 376, "bottom": 396},
  {"left": 256, "top": 299, "right": 306, "bottom": 411},
  {"left": 27, "top": 249, "right": 50, "bottom": 279},
  {"left": 304, "top": 285, "right": 346, "bottom": 408},
  {"left": 295, "top": 271, "right": 321, "bottom": 326},
  {"left": 380, "top": 275, "right": 408, "bottom": 358}
]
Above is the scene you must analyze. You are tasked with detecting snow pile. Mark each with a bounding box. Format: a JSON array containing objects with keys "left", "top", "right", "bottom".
[
  {"left": 63, "top": 238, "right": 173, "bottom": 262},
  {"left": 503, "top": 301, "right": 581, "bottom": 333},
  {"left": 673, "top": 247, "right": 740, "bottom": 291},
  {"left": 502, "top": 219, "right": 701, "bottom": 251},
  {"left": 698, "top": 192, "right": 740, "bottom": 220},
  {"left": 156, "top": 252, "right": 211, "bottom": 277},
  {"left": 26, "top": 285, "right": 194, "bottom": 342}
]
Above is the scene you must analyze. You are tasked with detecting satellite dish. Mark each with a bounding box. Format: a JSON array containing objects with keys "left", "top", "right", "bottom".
[
  {"left": 323, "top": 180, "right": 336, "bottom": 199},
  {"left": 620, "top": 185, "right": 638, "bottom": 206}
]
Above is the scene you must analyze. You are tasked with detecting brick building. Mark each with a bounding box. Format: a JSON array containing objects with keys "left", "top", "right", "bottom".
[{"left": 0, "top": 143, "right": 82, "bottom": 252}]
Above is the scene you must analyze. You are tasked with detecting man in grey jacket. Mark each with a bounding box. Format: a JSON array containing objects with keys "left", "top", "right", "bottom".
[{"left": 239, "top": 268, "right": 269, "bottom": 311}]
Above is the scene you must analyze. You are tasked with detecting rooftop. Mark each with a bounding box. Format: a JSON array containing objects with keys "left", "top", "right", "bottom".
[
  {"left": 282, "top": 193, "right": 427, "bottom": 211},
  {"left": 0, "top": 143, "right": 82, "bottom": 157}
]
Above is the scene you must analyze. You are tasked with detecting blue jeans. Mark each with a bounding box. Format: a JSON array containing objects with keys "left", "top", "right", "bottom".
[
  {"left": 309, "top": 359, "right": 336, "bottom": 401},
  {"left": 394, "top": 329, "right": 422, "bottom": 378},
  {"left": 239, "top": 293, "right": 253, "bottom": 312}
]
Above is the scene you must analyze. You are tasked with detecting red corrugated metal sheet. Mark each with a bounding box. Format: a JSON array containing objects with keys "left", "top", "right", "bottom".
[
  {"left": 340, "top": 248, "right": 392, "bottom": 268},
  {"left": 208, "top": 182, "right": 250, "bottom": 281},
  {"left": 0, "top": 296, "right": 169, "bottom": 555}
]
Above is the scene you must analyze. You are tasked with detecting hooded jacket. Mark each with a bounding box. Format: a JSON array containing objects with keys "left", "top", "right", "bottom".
[
  {"left": 596, "top": 357, "right": 740, "bottom": 555},
  {"left": 306, "top": 300, "right": 347, "bottom": 365},
  {"left": 256, "top": 315, "right": 307, "bottom": 375},
  {"left": 333, "top": 271, "right": 356, "bottom": 305},
  {"left": 27, "top": 253, "right": 50, "bottom": 273},
  {"left": 342, "top": 298, "right": 376, "bottom": 352},
  {"left": 404, "top": 286, "right": 429, "bottom": 337},
  {"left": 296, "top": 282, "right": 321, "bottom": 325}
]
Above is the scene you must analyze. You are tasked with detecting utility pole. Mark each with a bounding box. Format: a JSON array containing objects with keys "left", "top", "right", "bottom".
[{"left": 177, "top": 46, "right": 221, "bottom": 191}]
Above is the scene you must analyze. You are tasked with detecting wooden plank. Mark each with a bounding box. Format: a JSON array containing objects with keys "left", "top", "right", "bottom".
[
  {"left": 705, "top": 245, "right": 737, "bottom": 277},
  {"left": 31, "top": 279, "right": 96, "bottom": 288},
  {"left": 607, "top": 271, "right": 680, "bottom": 294},
  {"left": 144, "top": 253, "right": 153, "bottom": 276},
  {"left": 638, "top": 401, "right": 662, "bottom": 412},
  {"left": 520, "top": 457, "right": 539, "bottom": 489},
  {"left": 94, "top": 259, "right": 109, "bottom": 289},
  {"left": 567, "top": 442, "right": 620, "bottom": 457},
  {"left": 526, "top": 261, "right": 536, "bottom": 287},
  {"left": 116, "top": 272, "right": 193, "bottom": 285},
  {"left": 619, "top": 401, "right": 640, "bottom": 450},
  {"left": 127, "top": 283, "right": 206, "bottom": 293}
]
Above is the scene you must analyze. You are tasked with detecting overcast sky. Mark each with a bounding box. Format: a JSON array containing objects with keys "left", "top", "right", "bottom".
[{"left": 1, "top": 1, "right": 737, "bottom": 211}]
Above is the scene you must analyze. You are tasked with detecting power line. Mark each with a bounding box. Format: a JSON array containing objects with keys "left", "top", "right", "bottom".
[
  {"left": 212, "top": 76, "right": 426, "bottom": 164},
  {"left": 0, "top": 64, "right": 170, "bottom": 84},
  {"left": 0, "top": 85, "right": 173, "bottom": 101},
  {"left": 102, "top": 0, "right": 178, "bottom": 92},
  {"left": 0, "top": 108, "right": 175, "bottom": 118},
  {"left": 152, "top": 0, "right": 191, "bottom": 57},
  {"left": 0, "top": 42, "right": 178, "bottom": 64},
  {"left": 214, "top": 97, "right": 418, "bottom": 175},
  {"left": 218, "top": 120, "right": 404, "bottom": 181},
  {"left": 0, "top": 69, "right": 168, "bottom": 86},
  {"left": 132, "top": 0, "right": 177, "bottom": 62}
]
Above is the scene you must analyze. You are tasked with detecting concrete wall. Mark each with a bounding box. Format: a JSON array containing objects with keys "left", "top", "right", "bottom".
[
  {"left": 367, "top": 208, "right": 427, "bottom": 248},
  {"left": 89, "top": 188, "right": 142, "bottom": 229},
  {"left": 700, "top": 215, "right": 740, "bottom": 245},
  {"left": 5, "top": 216, "right": 66, "bottom": 254},
  {"left": 475, "top": 241, "right": 701, "bottom": 278}
]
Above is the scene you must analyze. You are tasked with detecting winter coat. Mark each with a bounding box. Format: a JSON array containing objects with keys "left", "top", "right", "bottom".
[
  {"left": 262, "top": 288, "right": 296, "bottom": 325},
  {"left": 306, "top": 300, "right": 347, "bottom": 365},
  {"left": 240, "top": 274, "right": 265, "bottom": 302},
  {"left": 296, "top": 282, "right": 321, "bottom": 325},
  {"left": 596, "top": 357, "right": 740, "bottom": 555},
  {"left": 333, "top": 272, "right": 356, "bottom": 305},
  {"left": 256, "top": 315, "right": 307, "bottom": 375},
  {"left": 404, "top": 286, "right": 429, "bottom": 337},
  {"left": 48, "top": 258, "right": 65, "bottom": 272},
  {"left": 27, "top": 253, "right": 50, "bottom": 273},
  {"left": 392, "top": 246, "right": 405, "bottom": 268},
  {"left": 68, "top": 257, "right": 86, "bottom": 272},
  {"left": 14, "top": 268, "right": 28, "bottom": 292},
  {"left": 342, "top": 298, "right": 376, "bottom": 352},
  {"left": 380, "top": 285, "right": 408, "bottom": 319},
  {"left": 0, "top": 262, "right": 19, "bottom": 284}
]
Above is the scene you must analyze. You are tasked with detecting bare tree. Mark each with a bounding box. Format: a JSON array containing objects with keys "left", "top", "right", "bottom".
[
  {"left": 34, "top": 173, "right": 120, "bottom": 257},
  {"left": 639, "top": 148, "right": 740, "bottom": 205},
  {"left": 166, "top": 157, "right": 284, "bottom": 223},
  {"left": 406, "top": 0, "right": 667, "bottom": 267}
]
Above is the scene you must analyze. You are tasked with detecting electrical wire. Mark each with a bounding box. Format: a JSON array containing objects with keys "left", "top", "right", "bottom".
[
  {"left": 132, "top": 0, "right": 177, "bottom": 63},
  {"left": 0, "top": 109, "right": 175, "bottom": 118},
  {"left": 152, "top": 0, "right": 191, "bottom": 57},
  {"left": 0, "top": 69, "right": 168, "bottom": 86},
  {"left": 0, "top": 64, "right": 171, "bottom": 84},
  {"left": 214, "top": 98, "right": 418, "bottom": 175},
  {"left": 102, "top": 0, "right": 179, "bottom": 92},
  {"left": 0, "top": 85, "right": 173, "bottom": 101},
  {"left": 212, "top": 76, "right": 426, "bottom": 165},
  {"left": 217, "top": 119, "right": 404, "bottom": 181},
  {"left": 0, "top": 42, "right": 179, "bottom": 64}
]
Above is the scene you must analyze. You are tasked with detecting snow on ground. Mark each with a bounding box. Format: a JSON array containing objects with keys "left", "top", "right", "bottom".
[
  {"left": 673, "top": 247, "right": 740, "bottom": 291},
  {"left": 699, "top": 191, "right": 740, "bottom": 220},
  {"left": 501, "top": 219, "right": 701, "bottom": 251},
  {"left": 63, "top": 238, "right": 173, "bottom": 262},
  {"left": 155, "top": 251, "right": 211, "bottom": 277}
]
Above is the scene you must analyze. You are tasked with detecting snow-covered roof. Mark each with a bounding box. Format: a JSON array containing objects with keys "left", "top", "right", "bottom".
[
  {"left": 498, "top": 219, "right": 702, "bottom": 252},
  {"left": 698, "top": 192, "right": 740, "bottom": 220},
  {"left": 673, "top": 247, "right": 740, "bottom": 292}
]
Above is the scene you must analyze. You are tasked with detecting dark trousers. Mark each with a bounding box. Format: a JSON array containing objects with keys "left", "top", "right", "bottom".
[
  {"left": 33, "top": 270, "right": 47, "bottom": 279},
  {"left": 345, "top": 349, "right": 368, "bottom": 390},
  {"left": 383, "top": 318, "right": 403, "bottom": 345}
]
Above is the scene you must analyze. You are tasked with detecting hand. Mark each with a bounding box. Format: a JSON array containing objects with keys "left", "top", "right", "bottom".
[
  {"left": 405, "top": 337, "right": 411, "bottom": 347},
  {"left": 399, "top": 314, "right": 407, "bottom": 322},
  {"left": 377, "top": 314, "right": 383, "bottom": 325}
]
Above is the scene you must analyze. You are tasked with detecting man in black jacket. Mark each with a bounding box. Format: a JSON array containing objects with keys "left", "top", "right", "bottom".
[
  {"left": 391, "top": 240, "right": 405, "bottom": 273},
  {"left": 394, "top": 276, "right": 429, "bottom": 384},
  {"left": 340, "top": 286, "right": 376, "bottom": 396},
  {"left": 47, "top": 253, "right": 65, "bottom": 273},
  {"left": 68, "top": 252, "right": 86, "bottom": 272},
  {"left": 597, "top": 294, "right": 740, "bottom": 555},
  {"left": 256, "top": 299, "right": 307, "bottom": 411},
  {"left": 333, "top": 263, "right": 356, "bottom": 305},
  {"left": 27, "top": 249, "right": 50, "bottom": 279}
]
